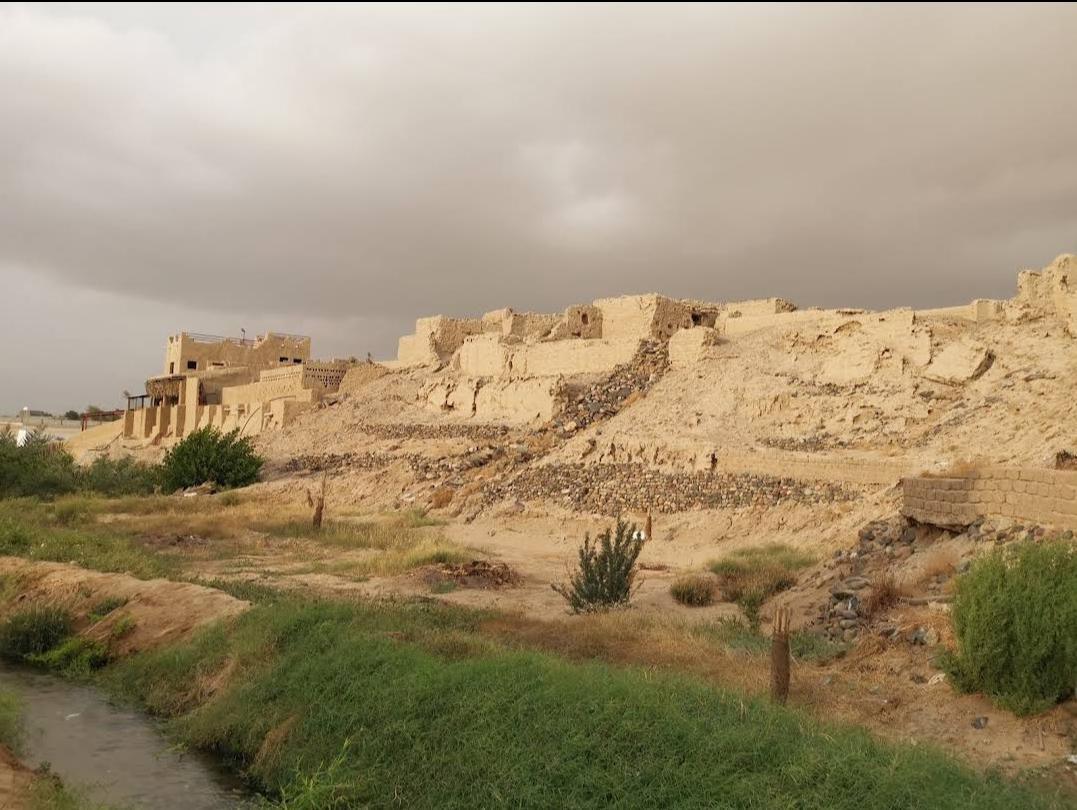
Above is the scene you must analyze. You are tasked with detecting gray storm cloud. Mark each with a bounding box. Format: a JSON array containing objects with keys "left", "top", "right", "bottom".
[{"left": 1, "top": 3, "right": 1076, "bottom": 412}]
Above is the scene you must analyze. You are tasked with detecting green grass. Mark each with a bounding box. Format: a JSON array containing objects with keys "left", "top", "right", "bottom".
[
  {"left": 0, "top": 499, "right": 180, "bottom": 580},
  {"left": 709, "top": 544, "right": 816, "bottom": 624},
  {"left": 102, "top": 594, "right": 1061, "bottom": 810},
  {"left": 690, "top": 618, "right": 846, "bottom": 663},
  {"left": 28, "top": 769, "right": 116, "bottom": 810},
  {"left": 0, "top": 607, "right": 72, "bottom": 662},
  {"left": 0, "top": 688, "right": 24, "bottom": 752}
]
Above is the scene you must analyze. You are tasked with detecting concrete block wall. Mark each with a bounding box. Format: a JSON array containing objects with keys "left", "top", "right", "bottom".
[{"left": 902, "top": 467, "right": 1077, "bottom": 530}]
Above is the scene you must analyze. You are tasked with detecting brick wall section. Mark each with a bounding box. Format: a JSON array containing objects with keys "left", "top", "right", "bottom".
[{"left": 902, "top": 467, "right": 1077, "bottom": 530}]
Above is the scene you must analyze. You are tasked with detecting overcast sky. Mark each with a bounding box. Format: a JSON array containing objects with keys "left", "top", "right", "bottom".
[{"left": 2, "top": 3, "right": 1075, "bottom": 413}]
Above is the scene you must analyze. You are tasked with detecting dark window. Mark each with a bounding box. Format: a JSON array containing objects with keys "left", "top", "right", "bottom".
[
  {"left": 293, "top": 358, "right": 302, "bottom": 364},
  {"left": 691, "top": 313, "right": 703, "bottom": 326},
  {"left": 186, "top": 360, "right": 197, "bottom": 370},
  {"left": 279, "top": 356, "right": 289, "bottom": 363},
  {"left": 581, "top": 312, "right": 589, "bottom": 325},
  {"left": 169, "top": 362, "right": 175, "bottom": 374}
]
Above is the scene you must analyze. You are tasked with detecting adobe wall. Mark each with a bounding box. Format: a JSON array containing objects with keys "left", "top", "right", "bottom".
[
  {"left": 398, "top": 315, "right": 489, "bottom": 366},
  {"left": 164, "top": 332, "right": 310, "bottom": 376},
  {"left": 456, "top": 334, "right": 510, "bottom": 377},
  {"left": 221, "top": 366, "right": 320, "bottom": 407},
  {"left": 337, "top": 362, "right": 390, "bottom": 395},
  {"left": 543, "top": 305, "right": 602, "bottom": 340},
  {"left": 902, "top": 467, "right": 1077, "bottom": 530},
  {"left": 1016, "top": 254, "right": 1076, "bottom": 336},
  {"left": 513, "top": 338, "right": 640, "bottom": 376},
  {"left": 668, "top": 327, "right": 721, "bottom": 368},
  {"left": 594, "top": 294, "right": 704, "bottom": 342},
  {"left": 421, "top": 377, "right": 566, "bottom": 424}
]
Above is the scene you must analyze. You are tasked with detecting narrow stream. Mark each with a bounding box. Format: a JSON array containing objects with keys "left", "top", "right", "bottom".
[{"left": 0, "top": 665, "right": 250, "bottom": 809}]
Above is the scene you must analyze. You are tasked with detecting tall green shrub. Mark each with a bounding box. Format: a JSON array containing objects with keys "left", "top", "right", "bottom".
[
  {"left": 944, "top": 540, "right": 1077, "bottom": 715},
  {"left": 80, "top": 455, "right": 160, "bottom": 496},
  {"left": 0, "top": 428, "right": 78, "bottom": 499},
  {"left": 553, "top": 519, "right": 645, "bottom": 613},
  {"left": 161, "top": 427, "right": 264, "bottom": 492}
]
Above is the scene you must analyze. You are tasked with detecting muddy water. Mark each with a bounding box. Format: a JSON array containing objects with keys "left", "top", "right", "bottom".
[{"left": 0, "top": 666, "right": 249, "bottom": 809}]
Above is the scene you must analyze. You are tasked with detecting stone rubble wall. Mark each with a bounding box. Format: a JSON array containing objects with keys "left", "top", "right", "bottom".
[
  {"left": 574, "top": 439, "right": 916, "bottom": 485},
  {"left": 484, "top": 462, "right": 855, "bottom": 515},
  {"left": 902, "top": 466, "right": 1077, "bottom": 530}
]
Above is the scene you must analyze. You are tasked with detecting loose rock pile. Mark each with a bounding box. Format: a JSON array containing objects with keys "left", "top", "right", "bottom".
[
  {"left": 812, "top": 514, "right": 1072, "bottom": 644},
  {"left": 761, "top": 433, "right": 851, "bottom": 452},
  {"left": 486, "top": 463, "right": 854, "bottom": 515},
  {"left": 551, "top": 340, "right": 669, "bottom": 436},
  {"left": 350, "top": 422, "right": 511, "bottom": 441}
]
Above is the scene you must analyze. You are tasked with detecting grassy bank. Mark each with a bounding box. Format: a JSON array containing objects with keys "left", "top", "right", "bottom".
[{"left": 103, "top": 593, "right": 1061, "bottom": 809}]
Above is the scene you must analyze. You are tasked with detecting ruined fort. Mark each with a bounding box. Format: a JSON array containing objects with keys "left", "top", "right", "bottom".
[{"left": 72, "top": 254, "right": 1077, "bottom": 538}]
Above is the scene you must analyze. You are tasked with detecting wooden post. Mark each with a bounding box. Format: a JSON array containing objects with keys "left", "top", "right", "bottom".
[
  {"left": 307, "top": 472, "right": 328, "bottom": 530},
  {"left": 771, "top": 604, "right": 791, "bottom": 705},
  {"left": 645, "top": 512, "right": 653, "bottom": 542}
]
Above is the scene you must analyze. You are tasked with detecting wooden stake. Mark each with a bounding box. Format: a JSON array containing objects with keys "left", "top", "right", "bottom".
[
  {"left": 307, "top": 471, "right": 328, "bottom": 530},
  {"left": 645, "top": 512, "right": 653, "bottom": 542},
  {"left": 771, "top": 604, "right": 791, "bottom": 705}
]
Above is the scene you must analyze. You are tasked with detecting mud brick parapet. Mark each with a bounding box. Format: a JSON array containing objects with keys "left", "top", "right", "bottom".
[{"left": 902, "top": 467, "right": 1077, "bottom": 530}]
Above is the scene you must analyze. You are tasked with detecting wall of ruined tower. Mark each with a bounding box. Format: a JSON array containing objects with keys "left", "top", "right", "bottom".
[
  {"left": 594, "top": 295, "right": 702, "bottom": 342},
  {"left": 397, "top": 315, "right": 491, "bottom": 366},
  {"left": 902, "top": 467, "right": 1077, "bottom": 530},
  {"left": 421, "top": 377, "right": 566, "bottom": 424},
  {"left": 164, "top": 332, "right": 310, "bottom": 376},
  {"left": 514, "top": 338, "right": 640, "bottom": 376},
  {"left": 667, "top": 326, "right": 720, "bottom": 369},
  {"left": 337, "top": 362, "right": 390, "bottom": 395},
  {"left": 1017, "top": 254, "right": 1077, "bottom": 336},
  {"left": 543, "top": 305, "right": 603, "bottom": 340}
]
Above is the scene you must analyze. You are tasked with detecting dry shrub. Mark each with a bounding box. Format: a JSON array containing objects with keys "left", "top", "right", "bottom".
[
  {"left": 916, "top": 548, "right": 959, "bottom": 584},
  {"left": 670, "top": 575, "right": 716, "bottom": 607},
  {"left": 862, "top": 572, "right": 908, "bottom": 617},
  {"left": 430, "top": 486, "right": 454, "bottom": 509}
]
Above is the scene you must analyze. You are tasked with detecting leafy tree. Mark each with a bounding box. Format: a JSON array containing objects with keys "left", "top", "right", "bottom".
[
  {"left": 161, "top": 426, "right": 263, "bottom": 492},
  {"left": 63, "top": 410, "right": 80, "bottom": 421}
]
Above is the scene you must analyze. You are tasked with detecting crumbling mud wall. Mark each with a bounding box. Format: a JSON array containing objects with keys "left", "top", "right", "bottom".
[
  {"left": 902, "top": 467, "right": 1077, "bottom": 530},
  {"left": 1015, "top": 254, "right": 1077, "bottom": 336},
  {"left": 421, "top": 377, "right": 567, "bottom": 424}
]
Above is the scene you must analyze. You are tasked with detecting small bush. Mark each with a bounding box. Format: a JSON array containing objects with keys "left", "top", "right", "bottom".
[
  {"left": 0, "top": 607, "right": 72, "bottom": 661},
  {"left": 161, "top": 427, "right": 263, "bottom": 492},
  {"left": 862, "top": 572, "right": 908, "bottom": 617},
  {"left": 709, "top": 544, "right": 814, "bottom": 626},
  {"left": 944, "top": 540, "right": 1077, "bottom": 715},
  {"left": 552, "top": 519, "right": 645, "bottom": 614},
  {"left": 670, "top": 574, "right": 716, "bottom": 607}
]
